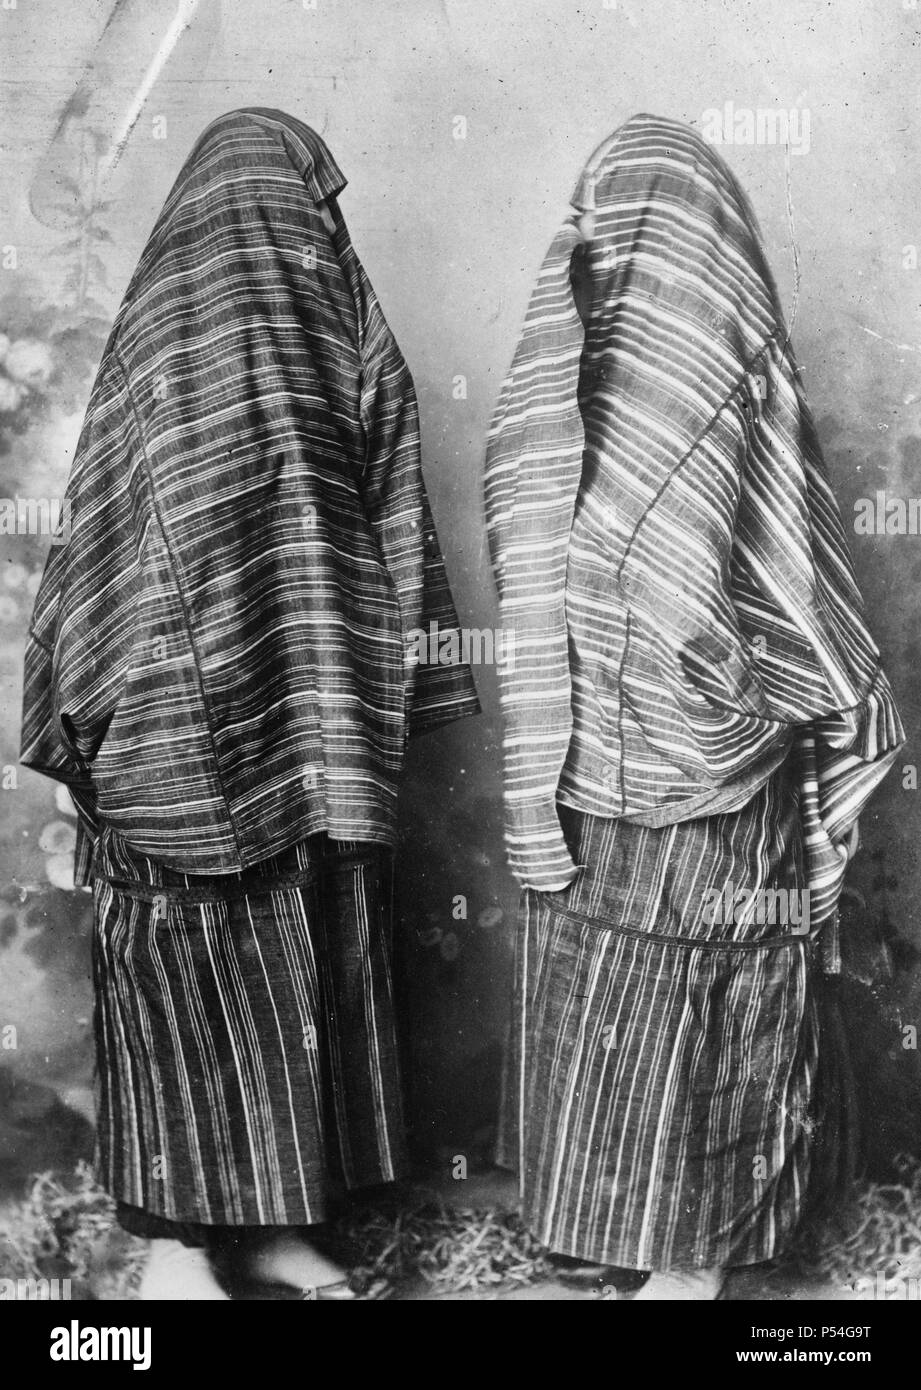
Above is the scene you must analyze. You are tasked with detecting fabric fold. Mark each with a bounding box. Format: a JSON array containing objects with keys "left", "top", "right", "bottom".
[
  {"left": 484, "top": 113, "right": 903, "bottom": 897},
  {"left": 22, "top": 108, "right": 480, "bottom": 874}
]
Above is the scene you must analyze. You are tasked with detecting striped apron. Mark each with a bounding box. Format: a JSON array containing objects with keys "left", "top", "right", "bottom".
[
  {"left": 498, "top": 756, "right": 820, "bottom": 1270},
  {"left": 91, "top": 827, "right": 405, "bottom": 1229}
]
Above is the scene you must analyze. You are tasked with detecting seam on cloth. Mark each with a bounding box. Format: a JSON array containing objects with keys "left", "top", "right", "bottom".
[
  {"left": 94, "top": 871, "right": 323, "bottom": 905},
  {"left": 533, "top": 894, "right": 814, "bottom": 953},
  {"left": 95, "top": 847, "right": 385, "bottom": 904},
  {"left": 612, "top": 336, "right": 782, "bottom": 587},
  {"left": 111, "top": 347, "right": 247, "bottom": 863},
  {"left": 613, "top": 609, "right": 630, "bottom": 814}
]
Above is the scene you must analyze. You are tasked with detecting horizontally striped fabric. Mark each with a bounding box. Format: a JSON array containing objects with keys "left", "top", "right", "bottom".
[
  {"left": 22, "top": 109, "right": 479, "bottom": 875},
  {"left": 498, "top": 758, "right": 820, "bottom": 1270},
  {"left": 92, "top": 826, "right": 405, "bottom": 1226},
  {"left": 484, "top": 113, "right": 902, "bottom": 893}
]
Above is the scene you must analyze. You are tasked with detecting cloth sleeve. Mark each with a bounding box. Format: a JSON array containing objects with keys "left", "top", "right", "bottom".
[{"left": 20, "top": 355, "right": 144, "bottom": 882}]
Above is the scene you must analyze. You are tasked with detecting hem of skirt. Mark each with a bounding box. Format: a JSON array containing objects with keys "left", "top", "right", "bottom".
[
  {"left": 528, "top": 1214, "right": 797, "bottom": 1272},
  {"left": 109, "top": 1169, "right": 410, "bottom": 1236},
  {"left": 537, "top": 1238, "right": 790, "bottom": 1272},
  {"left": 90, "top": 815, "right": 400, "bottom": 879}
]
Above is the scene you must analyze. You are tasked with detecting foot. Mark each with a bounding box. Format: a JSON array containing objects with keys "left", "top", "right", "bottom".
[
  {"left": 239, "top": 1230, "right": 354, "bottom": 1297},
  {"left": 552, "top": 1259, "right": 648, "bottom": 1294},
  {"left": 138, "top": 1239, "right": 230, "bottom": 1301},
  {"left": 632, "top": 1267, "right": 725, "bottom": 1300}
]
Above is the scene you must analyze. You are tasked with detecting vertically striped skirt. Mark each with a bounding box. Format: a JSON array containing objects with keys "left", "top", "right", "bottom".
[
  {"left": 91, "top": 828, "right": 406, "bottom": 1229},
  {"left": 498, "top": 759, "right": 822, "bottom": 1270}
]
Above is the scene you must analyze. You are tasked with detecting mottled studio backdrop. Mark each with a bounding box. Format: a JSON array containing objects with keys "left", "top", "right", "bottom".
[{"left": 1, "top": 0, "right": 919, "bottom": 1195}]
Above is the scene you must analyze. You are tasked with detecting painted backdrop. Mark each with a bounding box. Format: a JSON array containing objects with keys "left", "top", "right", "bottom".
[{"left": 1, "top": 0, "right": 919, "bottom": 1195}]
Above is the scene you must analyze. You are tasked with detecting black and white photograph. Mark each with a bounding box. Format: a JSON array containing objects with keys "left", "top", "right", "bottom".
[{"left": 0, "top": 0, "right": 918, "bottom": 1359}]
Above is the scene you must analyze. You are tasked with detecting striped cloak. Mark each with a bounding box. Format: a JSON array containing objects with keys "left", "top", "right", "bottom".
[
  {"left": 486, "top": 114, "right": 904, "bottom": 1269},
  {"left": 20, "top": 111, "right": 480, "bottom": 1229},
  {"left": 22, "top": 108, "right": 480, "bottom": 876},
  {"left": 484, "top": 113, "right": 902, "bottom": 904}
]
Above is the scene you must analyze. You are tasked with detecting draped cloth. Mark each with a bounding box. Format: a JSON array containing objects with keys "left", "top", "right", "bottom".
[
  {"left": 489, "top": 113, "right": 904, "bottom": 1269},
  {"left": 484, "top": 113, "right": 902, "bottom": 904},
  {"left": 498, "top": 769, "right": 820, "bottom": 1271},
  {"left": 19, "top": 110, "right": 480, "bottom": 1233},
  {"left": 92, "top": 827, "right": 406, "bottom": 1227},
  {"left": 22, "top": 109, "right": 479, "bottom": 877}
]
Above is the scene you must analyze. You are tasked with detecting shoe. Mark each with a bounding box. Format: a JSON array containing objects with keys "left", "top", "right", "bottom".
[
  {"left": 552, "top": 1259, "right": 648, "bottom": 1295},
  {"left": 311, "top": 1280, "right": 357, "bottom": 1301}
]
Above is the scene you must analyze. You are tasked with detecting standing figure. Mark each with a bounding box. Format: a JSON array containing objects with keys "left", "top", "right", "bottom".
[
  {"left": 22, "top": 109, "right": 479, "bottom": 1299},
  {"left": 485, "top": 114, "right": 903, "bottom": 1299}
]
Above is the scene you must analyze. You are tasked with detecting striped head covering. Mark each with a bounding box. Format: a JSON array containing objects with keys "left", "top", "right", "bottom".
[
  {"left": 22, "top": 108, "right": 479, "bottom": 876},
  {"left": 485, "top": 113, "right": 903, "bottom": 899}
]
